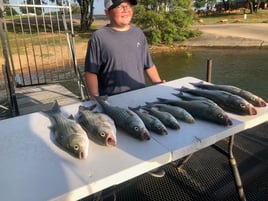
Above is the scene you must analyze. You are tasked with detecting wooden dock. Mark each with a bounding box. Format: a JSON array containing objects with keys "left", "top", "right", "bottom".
[{"left": 15, "top": 84, "right": 81, "bottom": 115}]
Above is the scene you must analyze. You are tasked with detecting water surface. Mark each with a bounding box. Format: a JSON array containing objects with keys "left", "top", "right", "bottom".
[{"left": 152, "top": 47, "right": 268, "bottom": 100}]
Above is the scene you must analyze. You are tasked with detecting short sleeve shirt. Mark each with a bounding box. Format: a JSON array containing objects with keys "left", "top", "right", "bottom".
[{"left": 85, "top": 25, "right": 154, "bottom": 96}]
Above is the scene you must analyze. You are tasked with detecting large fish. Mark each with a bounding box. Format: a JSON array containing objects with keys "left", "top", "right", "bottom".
[
  {"left": 77, "top": 105, "right": 117, "bottom": 147},
  {"left": 141, "top": 106, "right": 180, "bottom": 130},
  {"left": 178, "top": 87, "right": 257, "bottom": 115},
  {"left": 43, "top": 100, "right": 89, "bottom": 160},
  {"left": 157, "top": 97, "right": 233, "bottom": 126},
  {"left": 129, "top": 107, "right": 168, "bottom": 135},
  {"left": 190, "top": 82, "right": 266, "bottom": 107},
  {"left": 95, "top": 96, "right": 150, "bottom": 141},
  {"left": 145, "top": 102, "right": 195, "bottom": 123}
]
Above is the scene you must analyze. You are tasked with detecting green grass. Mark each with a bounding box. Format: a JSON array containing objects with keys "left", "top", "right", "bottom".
[{"left": 193, "top": 9, "right": 268, "bottom": 24}]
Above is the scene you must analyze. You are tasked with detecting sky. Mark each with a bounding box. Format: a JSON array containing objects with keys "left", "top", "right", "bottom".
[
  {"left": 8, "top": 0, "right": 105, "bottom": 15},
  {"left": 94, "top": 0, "right": 105, "bottom": 14}
]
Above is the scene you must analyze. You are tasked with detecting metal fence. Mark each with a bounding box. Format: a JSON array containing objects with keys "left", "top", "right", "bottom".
[{"left": 0, "top": 0, "right": 86, "bottom": 117}]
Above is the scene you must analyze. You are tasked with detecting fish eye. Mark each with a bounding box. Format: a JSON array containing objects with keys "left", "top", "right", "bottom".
[
  {"left": 73, "top": 144, "right": 79, "bottom": 151},
  {"left": 133, "top": 126, "right": 139, "bottom": 132},
  {"left": 99, "top": 131, "right": 106, "bottom": 137},
  {"left": 217, "top": 114, "right": 224, "bottom": 119},
  {"left": 240, "top": 104, "right": 246, "bottom": 108},
  {"left": 250, "top": 97, "right": 256, "bottom": 101}
]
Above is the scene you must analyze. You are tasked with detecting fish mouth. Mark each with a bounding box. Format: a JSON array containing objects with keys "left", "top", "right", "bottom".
[
  {"left": 140, "top": 130, "right": 151, "bottom": 141},
  {"left": 78, "top": 151, "right": 87, "bottom": 160},
  {"left": 161, "top": 129, "right": 168, "bottom": 135},
  {"left": 106, "top": 137, "right": 116, "bottom": 147},
  {"left": 248, "top": 105, "right": 257, "bottom": 115},
  {"left": 259, "top": 101, "right": 266, "bottom": 107},
  {"left": 226, "top": 118, "right": 233, "bottom": 126}
]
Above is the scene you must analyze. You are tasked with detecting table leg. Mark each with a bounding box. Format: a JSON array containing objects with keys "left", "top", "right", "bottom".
[
  {"left": 228, "top": 135, "right": 247, "bottom": 201},
  {"left": 173, "top": 154, "right": 193, "bottom": 171}
]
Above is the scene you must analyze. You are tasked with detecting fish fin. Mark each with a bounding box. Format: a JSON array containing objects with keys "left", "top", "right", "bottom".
[{"left": 68, "top": 114, "right": 75, "bottom": 120}]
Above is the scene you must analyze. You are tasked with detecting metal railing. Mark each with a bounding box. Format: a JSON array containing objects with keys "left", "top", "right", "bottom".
[{"left": 0, "top": 0, "right": 86, "bottom": 118}]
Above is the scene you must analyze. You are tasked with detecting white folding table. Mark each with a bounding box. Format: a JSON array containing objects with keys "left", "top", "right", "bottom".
[{"left": 0, "top": 77, "right": 267, "bottom": 201}]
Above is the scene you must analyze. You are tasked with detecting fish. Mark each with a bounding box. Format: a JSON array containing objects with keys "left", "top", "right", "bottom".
[
  {"left": 190, "top": 82, "right": 266, "bottom": 107},
  {"left": 95, "top": 96, "right": 150, "bottom": 141},
  {"left": 178, "top": 87, "right": 257, "bottom": 116},
  {"left": 145, "top": 102, "right": 195, "bottom": 123},
  {"left": 43, "top": 100, "right": 89, "bottom": 160},
  {"left": 141, "top": 106, "right": 180, "bottom": 130},
  {"left": 129, "top": 107, "right": 168, "bottom": 135},
  {"left": 157, "top": 97, "right": 233, "bottom": 126},
  {"left": 174, "top": 91, "right": 216, "bottom": 104},
  {"left": 77, "top": 105, "right": 117, "bottom": 147}
]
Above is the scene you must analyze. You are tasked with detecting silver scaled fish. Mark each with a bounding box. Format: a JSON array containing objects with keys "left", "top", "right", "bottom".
[
  {"left": 77, "top": 105, "right": 117, "bottom": 147},
  {"left": 43, "top": 100, "right": 89, "bottom": 160},
  {"left": 129, "top": 107, "right": 168, "bottom": 135},
  {"left": 141, "top": 106, "right": 180, "bottom": 130},
  {"left": 145, "top": 102, "right": 195, "bottom": 123},
  {"left": 178, "top": 87, "right": 257, "bottom": 116},
  {"left": 95, "top": 96, "right": 150, "bottom": 141},
  {"left": 191, "top": 82, "right": 266, "bottom": 107},
  {"left": 157, "top": 97, "right": 233, "bottom": 126}
]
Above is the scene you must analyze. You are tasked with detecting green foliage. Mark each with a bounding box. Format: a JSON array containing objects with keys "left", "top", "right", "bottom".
[
  {"left": 20, "top": 0, "right": 43, "bottom": 15},
  {"left": 132, "top": 0, "right": 197, "bottom": 45}
]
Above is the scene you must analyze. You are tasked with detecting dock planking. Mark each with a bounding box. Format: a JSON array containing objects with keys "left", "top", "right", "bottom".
[{"left": 15, "top": 84, "right": 80, "bottom": 115}]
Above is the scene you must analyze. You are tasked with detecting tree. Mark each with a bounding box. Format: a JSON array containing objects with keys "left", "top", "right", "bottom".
[
  {"left": 20, "top": 0, "right": 43, "bottom": 15},
  {"left": 133, "top": 0, "right": 199, "bottom": 45},
  {"left": 76, "top": 0, "right": 94, "bottom": 31}
]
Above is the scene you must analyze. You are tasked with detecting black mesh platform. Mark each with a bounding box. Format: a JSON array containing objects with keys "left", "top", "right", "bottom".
[{"left": 80, "top": 122, "right": 268, "bottom": 201}]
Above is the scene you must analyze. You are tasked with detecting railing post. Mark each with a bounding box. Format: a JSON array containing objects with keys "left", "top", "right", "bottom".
[{"left": 206, "top": 59, "right": 212, "bottom": 83}]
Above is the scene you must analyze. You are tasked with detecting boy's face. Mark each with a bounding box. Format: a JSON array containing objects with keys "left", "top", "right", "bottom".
[{"left": 105, "top": 0, "right": 133, "bottom": 29}]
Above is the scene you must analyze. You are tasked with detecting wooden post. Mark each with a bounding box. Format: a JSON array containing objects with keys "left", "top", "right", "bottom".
[{"left": 206, "top": 59, "right": 212, "bottom": 83}]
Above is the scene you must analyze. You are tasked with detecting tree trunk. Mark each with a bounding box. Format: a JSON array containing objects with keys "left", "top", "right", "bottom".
[{"left": 77, "top": 0, "right": 94, "bottom": 32}]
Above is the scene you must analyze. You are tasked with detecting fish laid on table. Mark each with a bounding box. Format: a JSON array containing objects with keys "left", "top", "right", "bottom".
[
  {"left": 77, "top": 105, "right": 117, "bottom": 147},
  {"left": 141, "top": 106, "right": 180, "bottom": 130},
  {"left": 95, "top": 96, "right": 150, "bottom": 141},
  {"left": 190, "top": 81, "right": 266, "bottom": 107},
  {"left": 43, "top": 100, "right": 89, "bottom": 160},
  {"left": 178, "top": 87, "right": 257, "bottom": 116},
  {"left": 145, "top": 102, "right": 195, "bottom": 123},
  {"left": 157, "top": 97, "right": 233, "bottom": 126},
  {"left": 129, "top": 107, "right": 168, "bottom": 135}
]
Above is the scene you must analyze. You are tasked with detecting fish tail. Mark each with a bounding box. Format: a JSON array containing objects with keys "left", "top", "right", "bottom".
[
  {"left": 128, "top": 106, "right": 141, "bottom": 111},
  {"left": 157, "top": 98, "right": 169, "bottom": 102},
  {"left": 79, "top": 104, "right": 97, "bottom": 112},
  {"left": 189, "top": 81, "right": 204, "bottom": 87},
  {"left": 145, "top": 101, "right": 158, "bottom": 107},
  {"left": 43, "top": 100, "right": 61, "bottom": 115},
  {"left": 96, "top": 95, "right": 108, "bottom": 101}
]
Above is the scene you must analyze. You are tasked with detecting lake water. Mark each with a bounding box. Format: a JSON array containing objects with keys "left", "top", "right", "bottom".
[{"left": 152, "top": 47, "right": 268, "bottom": 101}]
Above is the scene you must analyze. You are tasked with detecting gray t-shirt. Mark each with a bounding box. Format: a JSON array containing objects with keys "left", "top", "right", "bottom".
[{"left": 85, "top": 24, "right": 154, "bottom": 96}]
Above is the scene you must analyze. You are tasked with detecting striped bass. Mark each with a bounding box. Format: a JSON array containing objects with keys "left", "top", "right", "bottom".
[
  {"left": 190, "top": 82, "right": 266, "bottom": 107},
  {"left": 95, "top": 96, "right": 150, "bottom": 141},
  {"left": 145, "top": 102, "right": 195, "bottom": 123},
  {"left": 129, "top": 107, "right": 168, "bottom": 135},
  {"left": 77, "top": 105, "right": 117, "bottom": 147},
  {"left": 43, "top": 100, "right": 89, "bottom": 160},
  {"left": 141, "top": 106, "right": 180, "bottom": 130},
  {"left": 178, "top": 87, "right": 257, "bottom": 116},
  {"left": 157, "top": 97, "right": 232, "bottom": 126}
]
